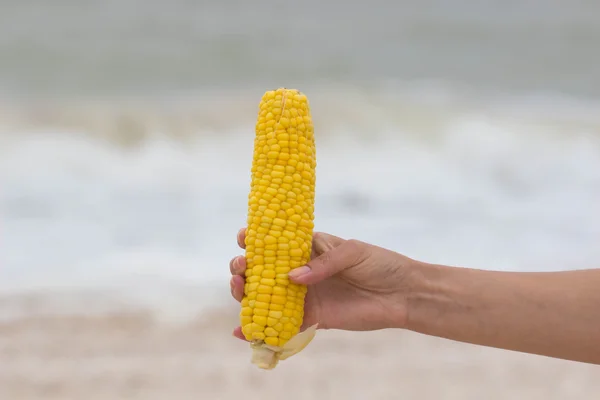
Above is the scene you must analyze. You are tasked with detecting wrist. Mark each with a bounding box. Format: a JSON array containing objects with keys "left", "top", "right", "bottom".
[
  {"left": 385, "top": 254, "right": 443, "bottom": 330},
  {"left": 403, "top": 260, "right": 453, "bottom": 333}
]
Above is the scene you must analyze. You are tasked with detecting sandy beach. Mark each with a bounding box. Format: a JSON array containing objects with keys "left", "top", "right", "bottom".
[{"left": 1, "top": 301, "right": 598, "bottom": 400}]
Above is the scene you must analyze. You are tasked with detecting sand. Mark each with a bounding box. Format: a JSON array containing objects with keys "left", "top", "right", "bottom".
[{"left": 1, "top": 304, "right": 599, "bottom": 400}]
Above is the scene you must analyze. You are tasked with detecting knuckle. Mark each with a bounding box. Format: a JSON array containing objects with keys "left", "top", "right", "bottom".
[
  {"left": 345, "top": 239, "right": 368, "bottom": 263},
  {"left": 346, "top": 238, "right": 363, "bottom": 251},
  {"left": 230, "top": 256, "right": 243, "bottom": 274},
  {"left": 307, "top": 252, "right": 329, "bottom": 274},
  {"left": 318, "top": 251, "right": 332, "bottom": 267}
]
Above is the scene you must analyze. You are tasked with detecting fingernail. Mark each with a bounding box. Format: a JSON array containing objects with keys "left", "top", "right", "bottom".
[{"left": 288, "top": 266, "right": 311, "bottom": 279}]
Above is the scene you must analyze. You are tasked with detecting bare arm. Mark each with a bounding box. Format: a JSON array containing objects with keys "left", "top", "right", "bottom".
[{"left": 406, "top": 263, "right": 600, "bottom": 365}]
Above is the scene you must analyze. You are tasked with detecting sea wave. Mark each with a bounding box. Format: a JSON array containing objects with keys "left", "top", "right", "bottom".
[
  {"left": 1, "top": 85, "right": 599, "bottom": 319},
  {"left": 2, "top": 84, "right": 600, "bottom": 144}
]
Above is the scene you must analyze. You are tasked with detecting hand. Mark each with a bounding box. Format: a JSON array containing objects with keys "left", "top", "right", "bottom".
[{"left": 229, "top": 228, "right": 418, "bottom": 340}]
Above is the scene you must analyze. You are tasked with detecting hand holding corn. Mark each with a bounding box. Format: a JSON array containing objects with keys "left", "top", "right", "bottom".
[
  {"left": 235, "top": 88, "right": 411, "bottom": 369},
  {"left": 233, "top": 89, "right": 600, "bottom": 367},
  {"left": 230, "top": 229, "right": 413, "bottom": 347},
  {"left": 232, "top": 228, "right": 600, "bottom": 366}
]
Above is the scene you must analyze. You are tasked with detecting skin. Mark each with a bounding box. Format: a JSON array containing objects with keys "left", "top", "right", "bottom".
[{"left": 229, "top": 228, "right": 600, "bottom": 365}]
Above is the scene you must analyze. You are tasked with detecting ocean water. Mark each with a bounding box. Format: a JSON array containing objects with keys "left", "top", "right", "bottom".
[{"left": 1, "top": 0, "right": 600, "bottom": 320}]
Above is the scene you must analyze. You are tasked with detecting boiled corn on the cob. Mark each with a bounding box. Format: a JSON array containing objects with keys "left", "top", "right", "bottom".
[{"left": 240, "top": 87, "right": 318, "bottom": 369}]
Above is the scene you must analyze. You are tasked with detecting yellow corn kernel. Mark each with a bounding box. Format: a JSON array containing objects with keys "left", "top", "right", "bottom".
[{"left": 240, "top": 88, "right": 317, "bottom": 369}]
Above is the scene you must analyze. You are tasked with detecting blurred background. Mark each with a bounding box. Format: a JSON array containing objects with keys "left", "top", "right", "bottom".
[{"left": 1, "top": 0, "right": 600, "bottom": 398}]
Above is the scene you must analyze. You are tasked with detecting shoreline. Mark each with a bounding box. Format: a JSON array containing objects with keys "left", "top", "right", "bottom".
[{"left": 1, "top": 302, "right": 598, "bottom": 399}]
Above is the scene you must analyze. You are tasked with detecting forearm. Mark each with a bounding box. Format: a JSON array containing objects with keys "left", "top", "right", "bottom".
[{"left": 405, "top": 262, "right": 600, "bottom": 364}]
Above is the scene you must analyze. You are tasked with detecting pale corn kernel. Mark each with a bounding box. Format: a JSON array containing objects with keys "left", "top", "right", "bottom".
[
  {"left": 252, "top": 265, "right": 264, "bottom": 275},
  {"left": 290, "top": 248, "right": 303, "bottom": 257},
  {"left": 261, "top": 278, "right": 276, "bottom": 286},
  {"left": 251, "top": 322, "right": 264, "bottom": 332},
  {"left": 254, "top": 308, "right": 268, "bottom": 317},
  {"left": 277, "top": 235, "right": 289, "bottom": 243},
  {"left": 265, "top": 327, "right": 279, "bottom": 337},
  {"left": 280, "top": 331, "right": 292, "bottom": 339},
  {"left": 242, "top": 324, "right": 252, "bottom": 337},
  {"left": 273, "top": 286, "right": 286, "bottom": 296},
  {"left": 257, "top": 285, "right": 273, "bottom": 294},
  {"left": 253, "top": 255, "right": 264, "bottom": 264},
  {"left": 256, "top": 294, "right": 270, "bottom": 302},
  {"left": 264, "top": 235, "right": 277, "bottom": 244},
  {"left": 255, "top": 301, "right": 269, "bottom": 310},
  {"left": 283, "top": 309, "right": 293, "bottom": 317},
  {"left": 284, "top": 323, "right": 295, "bottom": 332},
  {"left": 261, "top": 270, "right": 276, "bottom": 279},
  {"left": 271, "top": 295, "right": 286, "bottom": 305}
]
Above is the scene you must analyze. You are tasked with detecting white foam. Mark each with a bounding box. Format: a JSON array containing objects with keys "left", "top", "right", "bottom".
[{"left": 2, "top": 89, "right": 600, "bottom": 318}]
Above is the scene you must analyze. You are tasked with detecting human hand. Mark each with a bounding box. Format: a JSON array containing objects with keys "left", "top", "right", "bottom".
[{"left": 229, "top": 228, "right": 419, "bottom": 340}]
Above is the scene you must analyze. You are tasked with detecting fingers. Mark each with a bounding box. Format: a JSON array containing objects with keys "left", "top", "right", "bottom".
[
  {"left": 231, "top": 228, "right": 248, "bottom": 342},
  {"left": 237, "top": 228, "right": 246, "bottom": 249},
  {"left": 311, "top": 232, "right": 345, "bottom": 256},
  {"left": 290, "top": 239, "right": 363, "bottom": 285},
  {"left": 229, "top": 255, "right": 246, "bottom": 276},
  {"left": 230, "top": 255, "right": 246, "bottom": 302},
  {"left": 230, "top": 274, "right": 245, "bottom": 302},
  {"left": 232, "top": 326, "right": 248, "bottom": 341}
]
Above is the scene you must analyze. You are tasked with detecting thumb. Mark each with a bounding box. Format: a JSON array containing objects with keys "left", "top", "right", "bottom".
[
  {"left": 311, "top": 232, "right": 345, "bottom": 256},
  {"left": 289, "top": 237, "right": 360, "bottom": 285}
]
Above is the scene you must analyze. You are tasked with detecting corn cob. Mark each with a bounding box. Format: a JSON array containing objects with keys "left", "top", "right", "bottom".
[{"left": 240, "top": 87, "right": 318, "bottom": 369}]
